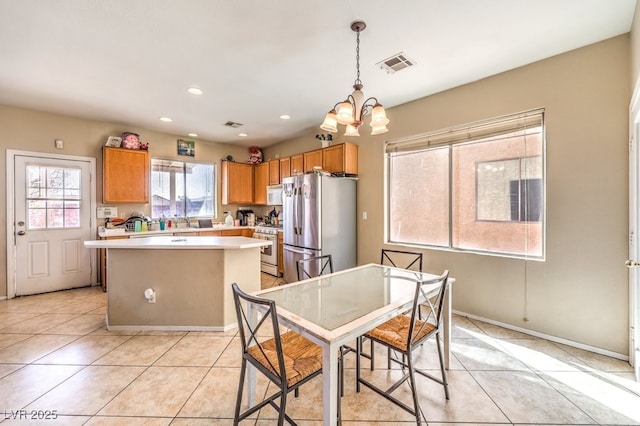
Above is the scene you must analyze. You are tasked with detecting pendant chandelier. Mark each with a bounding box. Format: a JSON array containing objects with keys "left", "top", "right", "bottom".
[{"left": 320, "top": 20, "right": 389, "bottom": 137}]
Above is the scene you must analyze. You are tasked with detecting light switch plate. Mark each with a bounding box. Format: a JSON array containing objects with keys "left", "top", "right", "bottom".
[{"left": 97, "top": 207, "right": 118, "bottom": 219}]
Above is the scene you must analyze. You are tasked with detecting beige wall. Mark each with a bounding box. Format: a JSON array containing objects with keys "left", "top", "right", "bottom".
[
  {"left": 266, "top": 35, "right": 631, "bottom": 356},
  {"left": 1, "top": 33, "right": 633, "bottom": 355},
  {"left": 0, "top": 106, "right": 250, "bottom": 298}
]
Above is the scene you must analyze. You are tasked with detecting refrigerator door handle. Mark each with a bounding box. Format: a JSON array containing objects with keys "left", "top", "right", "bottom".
[
  {"left": 293, "top": 186, "right": 298, "bottom": 235},
  {"left": 284, "top": 246, "right": 310, "bottom": 255}
]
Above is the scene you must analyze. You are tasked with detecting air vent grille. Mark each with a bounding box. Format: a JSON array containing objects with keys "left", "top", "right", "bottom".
[
  {"left": 224, "top": 121, "right": 243, "bottom": 128},
  {"left": 377, "top": 52, "right": 415, "bottom": 74}
]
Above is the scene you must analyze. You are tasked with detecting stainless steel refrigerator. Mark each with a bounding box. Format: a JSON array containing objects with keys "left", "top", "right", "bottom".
[{"left": 282, "top": 173, "right": 357, "bottom": 283}]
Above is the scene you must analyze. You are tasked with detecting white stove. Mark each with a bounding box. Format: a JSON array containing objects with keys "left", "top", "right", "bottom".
[{"left": 253, "top": 225, "right": 282, "bottom": 276}]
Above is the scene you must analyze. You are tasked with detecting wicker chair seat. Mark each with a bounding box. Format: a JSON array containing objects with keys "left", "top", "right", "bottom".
[
  {"left": 366, "top": 315, "right": 435, "bottom": 352},
  {"left": 247, "top": 330, "right": 323, "bottom": 387}
]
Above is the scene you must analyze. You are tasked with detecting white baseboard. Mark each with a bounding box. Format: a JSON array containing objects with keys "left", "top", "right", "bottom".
[{"left": 454, "top": 310, "right": 629, "bottom": 362}]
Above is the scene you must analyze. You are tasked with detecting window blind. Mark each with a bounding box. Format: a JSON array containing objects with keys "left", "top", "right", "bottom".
[{"left": 385, "top": 108, "right": 544, "bottom": 154}]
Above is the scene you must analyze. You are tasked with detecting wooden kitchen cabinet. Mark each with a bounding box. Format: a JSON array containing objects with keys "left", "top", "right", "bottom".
[
  {"left": 323, "top": 142, "right": 358, "bottom": 175},
  {"left": 197, "top": 230, "right": 221, "bottom": 236},
  {"left": 221, "top": 161, "right": 254, "bottom": 205},
  {"left": 254, "top": 162, "right": 269, "bottom": 205},
  {"left": 269, "top": 159, "right": 280, "bottom": 185},
  {"left": 221, "top": 228, "right": 254, "bottom": 237},
  {"left": 291, "top": 154, "right": 303, "bottom": 175},
  {"left": 280, "top": 157, "right": 291, "bottom": 181},
  {"left": 103, "top": 147, "right": 149, "bottom": 203},
  {"left": 304, "top": 149, "right": 323, "bottom": 173}
]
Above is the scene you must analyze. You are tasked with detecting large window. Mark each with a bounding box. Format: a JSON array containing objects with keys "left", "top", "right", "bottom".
[
  {"left": 386, "top": 109, "right": 544, "bottom": 259},
  {"left": 151, "top": 159, "right": 216, "bottom": 219}
]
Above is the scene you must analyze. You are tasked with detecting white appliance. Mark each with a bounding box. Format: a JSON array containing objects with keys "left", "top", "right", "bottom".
[
  {"left": 253, "top": 225, "right": 280, "bottom": 276},
  {"left": 266, "top": 184, "right": 283, "bottom": 205},
  {"left": 282, "top": 173, "right": 356, "bottom": 283}
]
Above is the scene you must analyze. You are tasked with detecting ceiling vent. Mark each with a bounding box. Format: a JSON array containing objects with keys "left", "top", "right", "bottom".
[
  {"left": 224, "top": 121, "right": 243, "bottom": 128},
  {"left": 376, "top": 52, "right": 415, "bottom": 74}
]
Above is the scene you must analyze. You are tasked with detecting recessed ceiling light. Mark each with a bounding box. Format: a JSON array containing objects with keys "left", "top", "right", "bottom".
[
  {"left": 280, "top": 114, "right": 291, "bottom": 120},
  {"left": 160, "top": 117, "right": 172, "bottom": 122},
  {"left": 188, "top": 87, "right": 203, "bottom": 95},
  {"left": 188, "top": 133, "right": 198, "bottom": 137},
  {"left": 238, "top": 133, "right": 248, "bottom": 137}
]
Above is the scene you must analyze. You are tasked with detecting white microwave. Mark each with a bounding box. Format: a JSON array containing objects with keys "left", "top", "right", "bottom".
[{"left": 266, "top": 185, "right": 283, "bottom": 205}]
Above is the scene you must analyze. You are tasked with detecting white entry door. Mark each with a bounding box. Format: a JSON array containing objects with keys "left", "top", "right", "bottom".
[
  {"left": 11, "top": 153, "right": 95, "bottom": 296},
  {"left": 628, "top": 86, "right": 640, "bottom": 382}
]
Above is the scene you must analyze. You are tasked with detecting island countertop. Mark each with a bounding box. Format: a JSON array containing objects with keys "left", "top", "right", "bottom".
[{"left": 84, "top": 235, "right": 271, "bottom": 250}]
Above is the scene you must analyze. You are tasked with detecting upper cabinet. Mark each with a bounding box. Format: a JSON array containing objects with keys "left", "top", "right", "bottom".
[
  {"left": 280, "top": 157, "right": 291, "bottom": 182},
  {"left": 254, "top": 162, "right": 269, "bottom": 205},
  {"left": 303, "top": 149, "right": 323, "bottom": 173},
  {"left": 268, "top": 159, "right": 280, "bottom": 185},
  {"left": 222, "top": 143, "right": 358, "bottom": 205},
  {"left": 103, "top": 147, "right": 149, "bottom": 203},
  {"left": 291, "top": 154, "right": 304, "bottom": 175},
  {"left": 323, "top": 142, "right": 358, "bottom": 175},
  {"left": 221, "top": 161, "right": 254, "bottom": 205}
]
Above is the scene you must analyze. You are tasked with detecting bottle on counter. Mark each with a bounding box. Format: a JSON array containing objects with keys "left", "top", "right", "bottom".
[{"left": 224, "top": 211, "right": 234, "bottom": 226}]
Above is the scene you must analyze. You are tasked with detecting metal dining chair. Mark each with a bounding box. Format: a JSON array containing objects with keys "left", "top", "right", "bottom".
[
  {"left": 380, "top": 248, "right": 423, "bottom": 271},
  {"left": 356, "top": 271, "right": 451, "bottom": 425},
  {"left": 296, "top": 254, "right": 334, "bottom": 281},
  {"left": 364, "top": 249, "right": 426, "bottom": 369},
  {"left": 232, "top": 282, "right": 339, "bottom": 425}
]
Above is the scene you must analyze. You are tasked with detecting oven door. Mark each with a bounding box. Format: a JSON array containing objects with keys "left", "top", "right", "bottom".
[{"left": 253, "top": 232, "right": 277, "bottom": 265}]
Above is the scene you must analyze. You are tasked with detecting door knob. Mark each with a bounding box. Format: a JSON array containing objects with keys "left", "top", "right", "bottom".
[
  {"left": 17, "top": 230, "right": 25, "bottom": 236},
  {"left": 625, "top": 260, "right": 640, "bottom": 267}
]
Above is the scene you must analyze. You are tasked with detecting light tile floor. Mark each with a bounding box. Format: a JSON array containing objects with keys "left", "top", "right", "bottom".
[{"left": 0, "top": 274, "right": 639, "bottom": 425}]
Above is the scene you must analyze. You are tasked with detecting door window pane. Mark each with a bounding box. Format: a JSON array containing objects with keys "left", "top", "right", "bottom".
[{"left": 26, "top": 165, "right": 82, "bottom": 230}]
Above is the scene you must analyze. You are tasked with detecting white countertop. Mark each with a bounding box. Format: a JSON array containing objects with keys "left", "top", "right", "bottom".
[
  {"left": 97, "top": 225, "right": 254, "bottom": 238},
  {"left": 85, "top": 236, "right": 271, "bottom": 250}
]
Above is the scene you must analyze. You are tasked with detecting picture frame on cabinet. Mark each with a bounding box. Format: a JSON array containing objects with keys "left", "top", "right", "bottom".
[
  {"left": 105, "top": 136, "right": 122, "bottom": 147},
  {"left": 177, "top": 139, "right": 195, "bottom": 157}
]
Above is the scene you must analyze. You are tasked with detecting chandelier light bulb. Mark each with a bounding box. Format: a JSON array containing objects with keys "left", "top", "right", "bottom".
[
  {"left": 336, "top": 101, "right": 355, "bottom": 125},
  {"left": 320, "top": 110, "right": 338, "bottom": 133},
  {"left": 344, "top": 124, "right": 360, "bottom": 137},
  {"left": 370, "top": 103, "right": 390, "bottom": 127},
  {"left": 371, "top": 124, "right": 389, "bottom": 135}
]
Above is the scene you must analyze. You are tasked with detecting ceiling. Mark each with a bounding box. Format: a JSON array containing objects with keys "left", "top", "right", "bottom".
[{"left": 0, "top": 0, "right": 636, "bottom": 148}]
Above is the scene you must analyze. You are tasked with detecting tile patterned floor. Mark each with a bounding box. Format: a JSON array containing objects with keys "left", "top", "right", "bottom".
[{"left": 0, "top": 274, "right": 639, "bottom": 425}]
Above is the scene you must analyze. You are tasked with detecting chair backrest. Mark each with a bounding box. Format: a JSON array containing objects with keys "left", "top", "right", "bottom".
[
  {"left": 231, "top": 282, "right": 287, "bottom": 387},
  {"left": 381, "top": 249, "right": 423, "bottom": 272},
  {"left": 296, "top": 254, "right": 333, "bottom": 281},
  {"left": 407, "top": 270, "right": 450, "bottom": 349}
]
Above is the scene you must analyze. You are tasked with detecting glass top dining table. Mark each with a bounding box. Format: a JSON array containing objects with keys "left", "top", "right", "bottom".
[{"left": 249, "top": 263, "right": 454, "bottom": 426}]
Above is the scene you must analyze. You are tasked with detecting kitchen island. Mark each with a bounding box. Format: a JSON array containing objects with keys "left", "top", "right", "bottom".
[{"left": 84, "top": 236, "right": 270, "bottom": 331}]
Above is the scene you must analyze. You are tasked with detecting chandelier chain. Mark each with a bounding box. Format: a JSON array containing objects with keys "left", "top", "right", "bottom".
[{"left": 355, "top": 29, "right": 361, "bottom": 85}]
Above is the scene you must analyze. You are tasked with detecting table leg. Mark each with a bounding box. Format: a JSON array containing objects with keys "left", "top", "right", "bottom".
[
  {"left": 443, "top": 282, "right": 452, "bottom": 369},
  {"left": 322, "top": 343, "right": 339, "bottom": 426}
]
